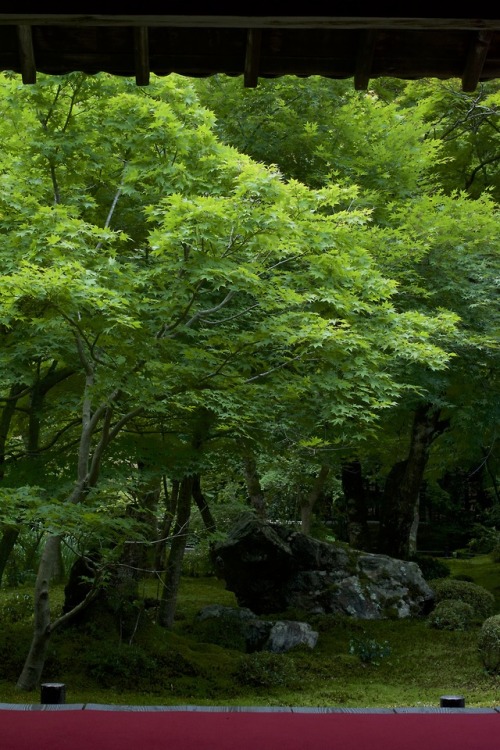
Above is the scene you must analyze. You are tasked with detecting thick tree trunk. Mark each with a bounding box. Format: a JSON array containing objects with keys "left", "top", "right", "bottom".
[
  {"left": 300, "top": 465, "right": 330, "bottom": 536},
  {"left": 341, "top": 460, "right": 371, "bottom": 551},
  {"left": 378, "top": 404, "right": 449, "bottom": 559},
  {"left": 157, "top": 475, "right": 193, "bottom": 629},
  {"left": 16, "top": 534, "right": 61, "bottom": 691}
]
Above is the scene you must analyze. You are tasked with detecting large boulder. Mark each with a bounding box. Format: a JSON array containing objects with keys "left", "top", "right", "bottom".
[{"left": 211, "top": 513, "right": 433, "bottom": 619}]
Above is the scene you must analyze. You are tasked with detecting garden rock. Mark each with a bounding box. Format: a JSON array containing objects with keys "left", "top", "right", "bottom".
[
  {"left": 211, "top": 513, "right": 433, "bottom": 619},
  {"left": 196, "top": 604, "right": 318, "bottom": 653}
]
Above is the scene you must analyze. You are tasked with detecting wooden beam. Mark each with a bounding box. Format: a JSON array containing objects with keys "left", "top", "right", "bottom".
[
  {"left": 2, "top": 15, "right": 500, "bottom": 31},
  {"left": 462, "top": 30, "right": 492, "bottom": 92},
  {"left": 244, "top": 28, "right": 262, "bottom": 88},
  {"left": 354, "top": 29, "right": 377, "bottom": 90},
  {"left": 17, "top": 25, "right": 36, "bottom": 84},
  {"left": 134, "top": 26, "right": 150, "bottom": 86}
]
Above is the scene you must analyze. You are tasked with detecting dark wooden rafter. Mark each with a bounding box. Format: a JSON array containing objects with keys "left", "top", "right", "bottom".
[
  {"left": 134, "top": 26, "right": 150, "bottom": 86},
  {"left": 354, "top": 29, "right": 377, "bottom": 90},
  {"left": 244, "top": 28, "right": 262, "bottom": 88},
  {"left": 16, "top": 25, "right": 36, "bottom": 84},
  {"left": 462, "top": 31, "right": 493, "bottom": 92},
  {"left": 1, "top": 14, "right": 499, "bottom": 91}
]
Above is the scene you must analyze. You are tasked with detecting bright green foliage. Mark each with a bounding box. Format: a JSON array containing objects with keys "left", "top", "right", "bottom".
[
  {"left": 0, "top": 70, "right": 498, "bottom": 695},
  {"left": 0, "top": 71, "right": 455, "bottom": 539},
  {"left": 194, "top": 75, "right": 443, "bottom": 200},
  {"left": 394, "top": 79, "right": 500, "bottom": 203},
  {"left": 195, "top": 75, "right": 499, "bottom": 486}
]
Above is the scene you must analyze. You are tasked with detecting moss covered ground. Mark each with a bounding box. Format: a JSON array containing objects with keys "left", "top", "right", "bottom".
[{"left": 0, "top": 555, "right": 499, "bottom": 709}]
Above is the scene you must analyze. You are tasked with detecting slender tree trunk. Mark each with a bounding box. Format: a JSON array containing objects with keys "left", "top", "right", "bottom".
[
  {"left": 408, "top": 495, "right": 420, "bottom": 557},
  {"left": 157, "top": 475, "right": 193, "bottom": 629},
  {"left": 125, "top": 461, "right": 161, "bottom": 574},
  {"left": 483, "top": 448, "right": 499, "bottom": 504},
  {"left": 0, "top": 385, "right": 26, "bottom": 587},
  {"left": 0, "top": 371, "right": 75, "bottom": 589},
  {"left": 0, "top": 383, "right": 28, "bottom": 476},
  {"left": 155, "top": 478, "right": 179, "bottom": 572},
  {"left": 341, "top": 460, "right": 371, "bottom": 551},
  {"left": 16, "top": 358, "right": 142, "bottom": 691},
  {"left": 16, "top": 534, "right": 61, "bottom": 691},
  {"left": 300, "top": 465, "right": 330, "bottom": 535},
  {"left": 0, "top": 527, "right": 20, "bottom": 588},
  {"left": 243, "top": 453, "right": 266, "bottom": 518},
  {"left": 192, "top": 474, "right": 216, "bottom": 533},
  {"left": 378, "top": 404, "right": 449, "bottom": 559}
]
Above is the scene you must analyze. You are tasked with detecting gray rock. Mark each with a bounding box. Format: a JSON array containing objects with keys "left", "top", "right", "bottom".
[
  {"left": 211, "top": 513, "right": 433, "bottom": 619},
  {"left": 196, "top": 604, "right": 257, "bottom": 621},
  {"left": 264, "top": 620, "right": 319, "bottom": 653},
  {"left": 196, "top": 605, "right": 318, "bottom": 653}
]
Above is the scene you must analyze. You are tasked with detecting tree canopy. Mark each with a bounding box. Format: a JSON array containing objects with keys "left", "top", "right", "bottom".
[{"left": 0, "top": 71, "right": 498, "bottom": 689}]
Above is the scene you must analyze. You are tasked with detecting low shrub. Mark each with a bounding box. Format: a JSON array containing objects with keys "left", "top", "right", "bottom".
[
  {"left": 348, "top": 634, "right": 391, "bottom": 665},
  {"left": 429, "top": 578, "right": 495, "bottom": 620},
  {"left": 477, "top": 614, "right": 500, "bottom": 674},
  {"left": 83, "top": 642, "right": 159, "bottom": 689},
  {"left": 427, "top": 599, "right": 475, "bottom": 631},
  {"left": 235, "top": 651, "right": 298, "bottom": 688},
  {"left": 0, "top": 593, "right": 33, "bottom": 623}
]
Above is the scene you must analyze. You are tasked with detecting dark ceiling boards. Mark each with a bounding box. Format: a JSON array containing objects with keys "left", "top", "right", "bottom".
[{"left": 1, "top": 12, "right": 499, "bottom": 91}]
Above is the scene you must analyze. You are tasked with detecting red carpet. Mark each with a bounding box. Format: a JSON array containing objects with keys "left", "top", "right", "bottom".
[{"left": 0, "top": 709, "right": 499, "bottom": 750}]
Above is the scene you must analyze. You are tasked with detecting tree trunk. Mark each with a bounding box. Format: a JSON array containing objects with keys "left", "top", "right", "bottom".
[
  {"left": 483, "top": 448, "right": 499, "bottom": 504},
  {"left": 16, "top": 361, "right": 143, "bottom": 690},
  {"left": 192, "top": 474, "right": 216, "bottom": 533},
  {"left": 154, "top": 477, "right": 178, "bottom": 572},
  {"left": 0, "top": 385, "right": 27, "bottom": 587},
  {"left": 341, "top": 460, "right": 371, "bottom": 551},
  {"left": 408, "top": 495, "right": 420, "bottom": 557},
  {"left": 0, "top": 527, "right": 20, "bottom": 588},
  {"left": 16, "top": 534, "right": 61, "bottom": 691},
  {"left": 378, "top": 403, "right": 449, "bottom": 559},
  {"left": 300, "top": 465, "right": 330, "bottom": 535},
  {"left": 243, "top": 453, "right": 266, "bottom": 518},
  {"left": 157, "top": 475, "right": 193, "bottom": 629},
  {"left": 48, "top": 535, "right": 65, "bottom": 584},
  {"left": 125, "top": 463, "right": 161, "bottom": 575}
]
